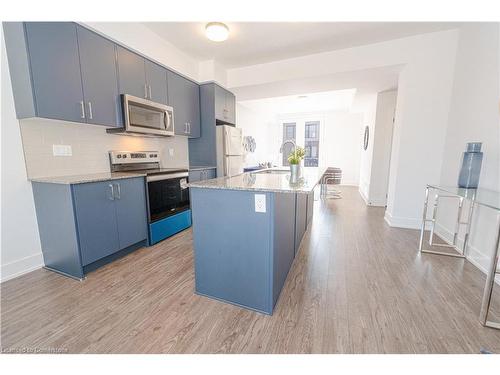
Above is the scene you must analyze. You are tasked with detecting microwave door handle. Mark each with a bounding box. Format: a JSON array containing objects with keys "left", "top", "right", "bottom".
[{"left": 164, "top": 111, "right": 171, "bottom": 131}]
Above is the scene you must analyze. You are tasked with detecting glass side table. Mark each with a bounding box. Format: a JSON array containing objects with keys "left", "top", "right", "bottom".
[{"left": 418, "top": 184, "right": 500, "bottom": 329}]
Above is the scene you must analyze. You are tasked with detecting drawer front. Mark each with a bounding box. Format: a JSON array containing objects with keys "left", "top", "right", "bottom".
[{"left": 149, "top": 209, "right": 192, "bottom": 245}]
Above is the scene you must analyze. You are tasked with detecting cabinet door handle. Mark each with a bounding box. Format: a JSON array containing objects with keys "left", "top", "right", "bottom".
[
  {"left": 88, "top": 102, "right": 93, "bottom": 120},
  {"left": 144, "top": 84, "right": 148, "bottom": 99},
  {"left": 187, "top": 122, "right": 191, "bottom": 134},
  {"left": 80, "top": 101, "right": 85, "bottom": 119},
  {"left": 108, "top": 184, "right": 115, "bottom": 200},
  {"left": 114, "top": 183, "right": 121, "bottom": 199},
  {"left": 148, "top": 85, "right": 152, "bottom": 99}
]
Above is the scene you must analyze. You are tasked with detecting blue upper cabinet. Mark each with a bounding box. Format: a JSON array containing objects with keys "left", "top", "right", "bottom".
[
  {"left": 117, "top": 47, "right": 169, "bottom": 106},
  {"left": 188, "top": 83, "right": 236, "bottom": 166},
  {"left": 4, "top": 22, "right": 200, "bottom": 132},
  {"left": 76, "top": 25, "right": 120, "bottom": 127},
  {"left": 145, "top": 60, "right": 168, "bottom": 105},
  {"left": 214, "top": 84, "right": 236, "bottom": 125},
  {"left": 226, "top": 90, "right": 236, "bottom": 124},
  {"left": 24, "top": 22, "right": 86, "bottom": 123},
  {"left": 214, "top": 84, "right": 226, "bottom": 124},
  {"left": 116, "top": 46, "right": 147, "bottom": 99},
  {"left": 168, "top": 70, "right": 200, "bottom": 138}
]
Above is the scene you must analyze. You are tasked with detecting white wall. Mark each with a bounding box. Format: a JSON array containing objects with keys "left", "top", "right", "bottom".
[
  {"left": 199, "top": 59, "right": 228, "bottom": 87},
  {"left": 321, "top": 111, "right": 364, "bottom": 185},
  {"left": 236, "top": 103, "right": 277, "bottom": 167},
  {"left": 355, "top": 93, "right": 378, "bottom": 201},
  {"left": 237, "top": 104, "right": 364, "bottom": 185},
  {"left": 227, "top": 30, "right": 460, "bottom": 229},
  {"left": 435, "top": 23, "right": 500, "bottom": 274},
  {"left": 366, "top": 90, "right": 398, "bottom": 206},
  {"left": 1, "top": 34, "right": 43, "bottom": 282}
]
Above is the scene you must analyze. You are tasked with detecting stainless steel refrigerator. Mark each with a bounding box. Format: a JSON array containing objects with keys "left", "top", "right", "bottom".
[{"left": 216, "top": 125, "right": 243, "bottom": 177}]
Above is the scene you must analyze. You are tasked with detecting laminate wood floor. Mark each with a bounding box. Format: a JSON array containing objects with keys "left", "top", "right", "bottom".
[{"left": 2, "top": 187, "right": 500, "bottom": 353}]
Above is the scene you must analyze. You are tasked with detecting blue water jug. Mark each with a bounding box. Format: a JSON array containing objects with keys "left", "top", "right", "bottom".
[{"left": 458, "top": 142, "right": 483, "bottom": 188}]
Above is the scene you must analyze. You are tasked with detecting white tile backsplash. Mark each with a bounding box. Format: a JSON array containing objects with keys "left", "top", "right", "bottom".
[{"left": 19, "top": 118, "right": 189, "bottom": 178}]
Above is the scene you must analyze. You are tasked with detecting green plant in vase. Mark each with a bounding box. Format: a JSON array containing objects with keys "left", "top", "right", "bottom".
[
  {"left": 287, "top": 146, "right": 305, "bottom": 182},
  {"left": 287, "top": 146, "right": 305, "bottom": 165}
]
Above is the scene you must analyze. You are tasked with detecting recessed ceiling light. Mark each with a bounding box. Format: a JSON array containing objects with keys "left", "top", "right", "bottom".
[
  {"left": 205, "top": 22, "right": 229, "bottom": 42},
  {"left": 297, "top": 95, "right": 308, "bottom": 99}
]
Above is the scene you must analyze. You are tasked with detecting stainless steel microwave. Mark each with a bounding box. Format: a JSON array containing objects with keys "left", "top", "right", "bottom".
[{"left": 107, "top": 94, "right": 174, "bottom": 137}]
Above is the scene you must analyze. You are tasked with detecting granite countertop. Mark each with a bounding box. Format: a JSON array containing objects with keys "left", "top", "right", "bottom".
[
  {"left": 30, "top": 172, "right": 147, "bottom": 185},
  {"left": 189, "top": 166, "right": 217, "bottom": 171},
  {"left": 188, "top": 167, "right": 326, "bottom": 194}
]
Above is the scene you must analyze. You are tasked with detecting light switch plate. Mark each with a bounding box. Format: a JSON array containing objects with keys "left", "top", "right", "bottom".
[
  {"left": 255, "top": 194, "right": 266, "bottom": 213},
  {"left": 52, "top": 144, "right": 72, "bottom": 156}
]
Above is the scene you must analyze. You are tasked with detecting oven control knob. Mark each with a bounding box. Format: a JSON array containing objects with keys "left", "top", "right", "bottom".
[
  {"left": 122, "top": 154, "right": 127, "bottom": 159},
  {"left": 117, "top": 154, "right": 122, "bottom": 158},
  {"left": 150, "top": 154, "right": 157, "bottom": 158}
]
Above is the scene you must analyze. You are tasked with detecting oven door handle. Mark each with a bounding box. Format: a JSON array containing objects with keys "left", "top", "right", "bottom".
[{"left": 146, "top": 173, "right": 188, "bottom": 182}]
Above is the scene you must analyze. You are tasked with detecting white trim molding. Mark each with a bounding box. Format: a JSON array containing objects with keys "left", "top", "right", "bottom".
[
  {"left": 383, "top": 211, "right": 422, "bottom": 229},
  {"left": 1, "top": 253, "right": 44, "bottom": 283}
]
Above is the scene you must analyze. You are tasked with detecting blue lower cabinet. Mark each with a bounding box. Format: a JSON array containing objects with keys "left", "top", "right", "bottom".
[
  {"left": 149, "top": 209, "right": 192, "bottom": 245},
  {"left": 32, "top": 177, "right": 148, "bottom": 279}
]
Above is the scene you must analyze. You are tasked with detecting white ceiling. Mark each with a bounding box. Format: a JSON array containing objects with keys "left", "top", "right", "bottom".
[
  {"left": 144, "top": 22, "right": 460, "bottom": 68},
  {"left": 238, "top": 89, "right": 357, "bottom": 115},
  {"left": 232, "top": 65, "right": 402, "bottom": 101}
]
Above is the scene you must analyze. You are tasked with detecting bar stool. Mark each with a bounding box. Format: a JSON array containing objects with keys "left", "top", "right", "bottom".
[{"left": 321, "top": 167, "right": 342, "bottom": 199}]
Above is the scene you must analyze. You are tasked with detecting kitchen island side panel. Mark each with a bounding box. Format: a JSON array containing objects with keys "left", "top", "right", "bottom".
[
  {"left": 191, "top": 188, "right": 273, "bottom": 314},
  {"left": 272, "top": 192, "right": 296, "bottom": 307}
]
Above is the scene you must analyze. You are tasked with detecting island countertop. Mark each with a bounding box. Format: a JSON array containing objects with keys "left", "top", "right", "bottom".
[{"left": 188, "top": 167, "right": 326, "bottom": 193}]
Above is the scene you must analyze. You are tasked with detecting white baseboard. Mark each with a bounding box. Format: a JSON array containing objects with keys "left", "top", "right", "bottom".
[
  {"left": 383, "top": 211, "right": 422, "bottom": 229},
  {"left": 366, "top": 199, "right": 387, "bottom": 207},
  {"left": 358, "top": 188, "right": 369, "bottom": 205},
  {"left": 1, "top": 253, "right": 44, "bottom": 283},
  {"left": 357, "top": 188, "right": 388, "bottom": 207}
]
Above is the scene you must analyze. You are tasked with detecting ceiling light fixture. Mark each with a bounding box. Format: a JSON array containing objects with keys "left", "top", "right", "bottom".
[{"left": 205, "top": 22, "right": 229, "bottom": 42}]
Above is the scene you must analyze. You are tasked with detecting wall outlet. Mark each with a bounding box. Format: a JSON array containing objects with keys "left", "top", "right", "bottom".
[
  {"left": 254, "top": 194, "right": 266, "bottom": 213},
  {"left": 169, "top": 148, "right": 174, "bottom": 157},
  {"left": 52, "top": 144, "right": 72, "bottom": 156}
]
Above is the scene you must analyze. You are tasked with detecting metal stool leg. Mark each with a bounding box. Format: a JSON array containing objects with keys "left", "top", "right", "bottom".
[
  {"left": 419, "top": 188, "right": 466, "bottom": 258},
  {"left": 479, "top": 222, "right": 500, "bottom": 329}
]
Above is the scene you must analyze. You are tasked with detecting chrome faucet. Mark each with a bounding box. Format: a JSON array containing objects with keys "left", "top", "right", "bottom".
[{"left": 279, "top": 139, "right": 296, "bottom": 153}]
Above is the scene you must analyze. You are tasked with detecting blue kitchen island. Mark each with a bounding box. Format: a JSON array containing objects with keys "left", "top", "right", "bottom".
[{"left": 189, "top": 168, "right": 325, "bottom": 315}]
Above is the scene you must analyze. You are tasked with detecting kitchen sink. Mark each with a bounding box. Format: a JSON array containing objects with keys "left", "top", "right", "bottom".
[{"left": 253, "top": 169, "right": 290, "bottom": 174}]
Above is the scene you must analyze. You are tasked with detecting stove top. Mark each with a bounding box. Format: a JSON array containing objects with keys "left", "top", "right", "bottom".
[
  {"left": 108, "top": 151, "right": 188, "bottom": 176},
  {"left": 133, "top": 168, "right": 188, "bottom": 176}
]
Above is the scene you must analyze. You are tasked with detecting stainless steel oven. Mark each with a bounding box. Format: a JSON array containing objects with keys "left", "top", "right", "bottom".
[
  {"left": 107, "top": 94, "right": 174, "bottom": 137},
  {"left": 147, "top": 172, "right": 190, "bottom": 223},
  {"left": 109, "top": 151, "right": 191, "bottom": 245}
]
